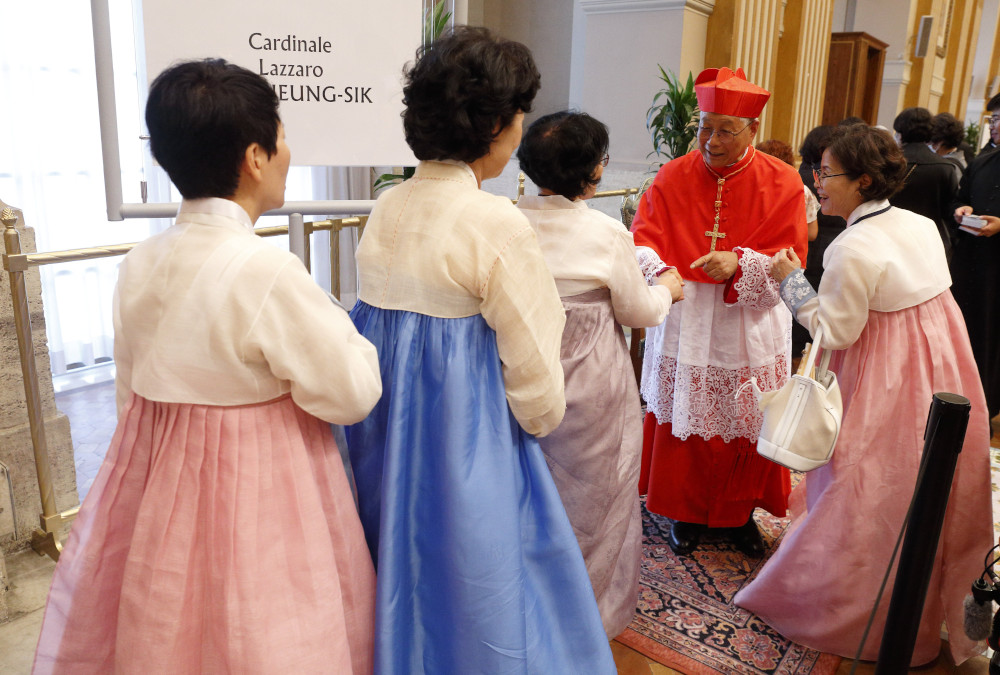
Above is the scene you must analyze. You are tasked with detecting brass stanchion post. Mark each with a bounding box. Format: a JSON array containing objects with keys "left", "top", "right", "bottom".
[{"left": 1, "top": 208, "right": 63, "bottom": 560}]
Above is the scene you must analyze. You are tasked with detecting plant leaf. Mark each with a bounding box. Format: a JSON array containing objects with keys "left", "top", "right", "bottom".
[{"left": 646, "top": 65, "right": 699, "bottom": 159}]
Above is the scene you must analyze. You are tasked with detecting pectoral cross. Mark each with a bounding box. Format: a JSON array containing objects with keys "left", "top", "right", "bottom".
[{"left": 705, "top": 177, "right": 727, "bottom": 252}]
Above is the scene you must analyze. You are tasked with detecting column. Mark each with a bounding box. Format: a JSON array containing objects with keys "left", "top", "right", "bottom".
[
  {"left": 936, "top": 0, "right": 979, "bottom": 118},
  {"left": 770, "top": 0, "right": 836, "bottom": 152},
  {"left": 706, "top": 0, "right": 784, "bottom": 137}
]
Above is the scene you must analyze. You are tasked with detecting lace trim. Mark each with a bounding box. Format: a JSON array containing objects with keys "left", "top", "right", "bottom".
[
  {"left": 731, "top": 247, "right": 781, "bottom": 310},
  {"left": 779, "top": 268, "right": 817, "bottom": 316},
  {"left": 641, "top": 352, "right": 789, "bottom": 442},
  {"left": 636, "top": 246, "right": 668, "bottom": 285}
]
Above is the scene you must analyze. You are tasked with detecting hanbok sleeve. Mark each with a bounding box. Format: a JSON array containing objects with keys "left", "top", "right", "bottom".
[
  {"left": 245, "top": 259, "right": 382, "bottom": 425},
  {"left": 785, "top": 243, "right": 880, "bottom": 350},
  {"left": 479, "top": 226, "right": 567, "bottom": 438},
  {"left": 608, "top": 230, "right": 671, "bottom": 327}
]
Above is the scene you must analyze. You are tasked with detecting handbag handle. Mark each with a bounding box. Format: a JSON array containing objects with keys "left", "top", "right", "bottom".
[{"left": 803, "top": 323, "right": 833, "bottom": 381}]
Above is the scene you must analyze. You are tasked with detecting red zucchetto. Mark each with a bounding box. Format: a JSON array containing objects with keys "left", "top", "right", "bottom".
[{"left": 694, "top": 67, "right": 770, "bottom": 118}]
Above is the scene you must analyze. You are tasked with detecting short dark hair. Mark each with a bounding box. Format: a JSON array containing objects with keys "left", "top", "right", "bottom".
[
  {"left": 755, "top": 139, "right": 794, "bottom": 166},
  {"left": 825, "top": 125, "right": 907, "bottom": 201},
  {"left": 893, "top": 107, "right": 934, "bottom": 143},
  {"left": 402, "top": 26, "right": 540, "bottom": 163},
  {"left": 987, "top": 92, "right": 1000, "bottom": 112},
  {"left": 799, "top": 125, "right": 834, "bottom": 166},
  {"left": 516, "top": 111, "right": 609, "bottom": 200},
  {"left": 145, "top": 59, "right": 280, "bottom": 200},
  {"left": 838, "top": 116, "right": 866, "bottom": 127},
  {"left": 930, "top": 112, "right": 964, "bottom": 148}
]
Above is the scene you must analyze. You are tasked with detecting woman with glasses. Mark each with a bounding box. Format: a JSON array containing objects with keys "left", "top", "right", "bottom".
[
  {"left": 735, "top": 124, "right": 991, "bottom": 666},
  {"left": 515, "top": 110, "right": 684, "bottom": 638}
]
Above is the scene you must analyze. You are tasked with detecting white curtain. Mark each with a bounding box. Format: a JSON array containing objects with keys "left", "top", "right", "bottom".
[{"left": 0, "top": 0, "right": 366, "bottom": 386}]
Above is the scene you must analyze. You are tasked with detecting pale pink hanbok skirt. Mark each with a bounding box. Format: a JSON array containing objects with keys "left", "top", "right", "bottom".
[
  {"left": 735, "top": 291, "right": 993, "bottom": 665},
  {"left": 33, "top": 393, "right": 375, "bottom": 674}
]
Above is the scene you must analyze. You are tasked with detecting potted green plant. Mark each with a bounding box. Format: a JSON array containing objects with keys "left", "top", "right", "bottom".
[
  {"left": 373, "top": 0, "right": 453, "bottom": 193},
  {"left": 646, "top": 67, "right": 699, "bottom": 166},
  {"left": 965, "top": 120, "right": 981, "bottom": 152}
]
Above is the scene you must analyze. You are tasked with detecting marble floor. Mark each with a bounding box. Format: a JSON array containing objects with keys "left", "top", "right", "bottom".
[
  {"left": 59, "top": 380, "right": 117, "bottom": 502},
  {"left": 0, "top": 382, "right": 994, "bottom": 674}
]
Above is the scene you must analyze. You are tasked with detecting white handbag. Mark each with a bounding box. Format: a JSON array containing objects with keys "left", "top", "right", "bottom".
[{"left": 755, "top": 324, "right": 843, "bottom": 472}]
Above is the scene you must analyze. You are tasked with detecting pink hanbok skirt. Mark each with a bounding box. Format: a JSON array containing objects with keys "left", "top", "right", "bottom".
[
  {"left": 33, "top": 393, "right": 375, "bottom": 674},
  {"left": 734, "top": 291, "right": 993, "bottom": 665}
]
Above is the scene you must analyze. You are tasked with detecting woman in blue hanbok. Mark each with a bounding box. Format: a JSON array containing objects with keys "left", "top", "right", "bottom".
[{"left": 345, "top": 27, "right": 616, "bottom": 674}]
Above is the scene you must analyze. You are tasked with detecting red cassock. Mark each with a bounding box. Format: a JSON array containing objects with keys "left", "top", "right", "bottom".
[{"left": 631, "top": 147, "right": 808, "bottom": 526}]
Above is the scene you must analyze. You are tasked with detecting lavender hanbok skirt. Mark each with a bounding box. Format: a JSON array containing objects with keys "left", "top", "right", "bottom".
[{"left": 538, "top": 287, "right": 643, "bottom": 638}]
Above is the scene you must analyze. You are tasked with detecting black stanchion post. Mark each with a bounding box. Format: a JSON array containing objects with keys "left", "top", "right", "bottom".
[{"left": 874, "top": 392, "right": 970, "bottom": 675}]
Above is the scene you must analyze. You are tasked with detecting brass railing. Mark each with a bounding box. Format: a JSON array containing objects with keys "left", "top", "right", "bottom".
[
  {"left": 1, "top": 179, "right": 644, "bottom": 561},
  {"left": 1, "top": 208, "right": 367, "bottom": 560}
]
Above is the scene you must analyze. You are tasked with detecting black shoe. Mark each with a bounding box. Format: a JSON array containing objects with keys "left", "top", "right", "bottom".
[
  {"left": 732, "top": 517, "right": 765, "bottom": 557},
  {"left": 668, "top": 521, "right": 703, "bottom": 556}
]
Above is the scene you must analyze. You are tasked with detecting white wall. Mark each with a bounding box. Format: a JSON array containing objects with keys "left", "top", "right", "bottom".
[
  {"left": 570, "top": 1, "right": 712, "bottom": 171},
  {"left": 473, "top": 0, "right": 576, "bottom": 123}
]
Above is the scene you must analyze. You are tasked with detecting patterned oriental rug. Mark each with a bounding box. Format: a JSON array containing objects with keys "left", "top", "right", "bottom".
[{"left": 617, "top": 496, "right": 842, "bottom": 675}]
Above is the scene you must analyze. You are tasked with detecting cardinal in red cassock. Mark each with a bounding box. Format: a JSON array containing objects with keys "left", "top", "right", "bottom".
[{"left": 631, "top": 66, "right": 808, "bottom": 556}]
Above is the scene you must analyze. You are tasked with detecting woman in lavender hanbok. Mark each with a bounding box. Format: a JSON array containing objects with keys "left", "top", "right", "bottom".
[{"left": 515, "top": 111, "right": 683, "bottom": 638}]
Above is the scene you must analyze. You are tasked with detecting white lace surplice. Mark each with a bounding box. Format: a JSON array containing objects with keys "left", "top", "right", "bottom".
[{"left": 639, "top": 247, "right": 792, "bottom": 442}]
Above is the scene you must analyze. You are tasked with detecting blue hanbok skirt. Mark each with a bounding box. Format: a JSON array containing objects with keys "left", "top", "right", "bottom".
[{"left": 346, "top": 301, "right": 615, "bottom": 674}]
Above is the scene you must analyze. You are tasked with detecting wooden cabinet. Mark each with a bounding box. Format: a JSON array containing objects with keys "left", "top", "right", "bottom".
[{"left": 822, "top": 32, "right": 888, "bottom": 126}]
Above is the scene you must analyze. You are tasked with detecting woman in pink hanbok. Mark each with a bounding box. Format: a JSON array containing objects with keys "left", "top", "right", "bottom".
[
  {"left": 734, "top": 124, "right": 992, "bottom": 666},
  {"left": 33, "top": 59, "right": 381, "bottom": 674}
]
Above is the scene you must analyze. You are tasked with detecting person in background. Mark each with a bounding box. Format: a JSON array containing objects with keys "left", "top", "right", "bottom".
[
  {"left": 33, "top": 59, "right": 381, "bottom": 674},
  {"left": 951, "top": 130, "right": 1000, "bottom": 422},
  {"left": 515, "top": 110, "right": 683, "bottom": 638},
  {"left": 631, "top": 67, "right": 808, "bottom": 558},
  {"left": 930, "top": 111, "right": 967, "bottom": 181},
  {"left": 345, "top": 28, "right": 616, "bottom": 673},
  {"left": 736, "top": 124, "right": 991, "bottom": 667},
  {"left": 890, "top": 107, "right": 959, "bottom": 258},
  {"left": 757, "top": 139, "right": 818, "bottom": 242},
  {"left": 979, "top": 92, "right": 1000, "bottom": 156}
]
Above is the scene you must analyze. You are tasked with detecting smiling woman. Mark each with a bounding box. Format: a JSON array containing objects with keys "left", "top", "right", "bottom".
[{"left": 738, "top": 124, "right": 993, "bottom": 667}]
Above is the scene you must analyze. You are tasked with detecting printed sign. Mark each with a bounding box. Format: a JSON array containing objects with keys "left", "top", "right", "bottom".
[{"left": 142, "top": 0, "right": 421, "bottom": 166}]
